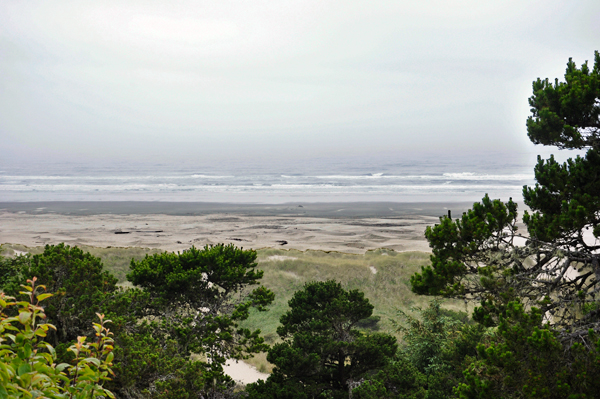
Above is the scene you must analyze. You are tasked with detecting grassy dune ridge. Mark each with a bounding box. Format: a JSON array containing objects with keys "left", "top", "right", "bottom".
[{"left": 1, "top": 243, "right": 465, "bottom": 373}]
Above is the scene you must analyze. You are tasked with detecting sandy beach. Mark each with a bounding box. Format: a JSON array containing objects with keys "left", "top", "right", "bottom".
[{"left": 0, "top": 201, "right": 473, "bottom": 253}]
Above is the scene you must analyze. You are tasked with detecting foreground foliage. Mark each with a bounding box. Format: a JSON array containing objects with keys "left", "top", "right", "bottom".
[
  {"left": 0, "top": 278, "right": 115, "bottom": 398},
  {"left": 456, "top": 302, "right": 600, "bottom": 399},
  {"left": 1, "top": 244, "right": 118, "bottom": 350},
  {"left": 1, "top": 244, "right": 274, "bottom": 398}
]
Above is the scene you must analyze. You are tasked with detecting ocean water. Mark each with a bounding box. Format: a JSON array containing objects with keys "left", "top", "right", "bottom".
[{"left": 0, "top": 154, "right": 536, "bottom": 203}]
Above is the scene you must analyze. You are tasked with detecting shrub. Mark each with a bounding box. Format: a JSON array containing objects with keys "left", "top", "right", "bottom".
[{"left": 0, "top": 277, "right": 115, "bottom": 398}]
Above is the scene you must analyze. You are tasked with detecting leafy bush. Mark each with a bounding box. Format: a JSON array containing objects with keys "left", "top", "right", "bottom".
[{"left": 0, "top": 277, "right": 115, "bottom": 398}]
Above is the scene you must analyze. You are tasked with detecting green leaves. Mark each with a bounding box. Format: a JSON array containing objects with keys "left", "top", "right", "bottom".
[
  {"left": 3, "top": 244, "right": 119, "bottom": 349},
  {"left": 0, "top": 279, "right": 116, "bottom": 398}
]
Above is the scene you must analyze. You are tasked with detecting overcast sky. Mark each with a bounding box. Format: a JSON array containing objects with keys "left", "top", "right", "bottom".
[{"left": 1, "top": 0, "right": 598, "bottom": 166}]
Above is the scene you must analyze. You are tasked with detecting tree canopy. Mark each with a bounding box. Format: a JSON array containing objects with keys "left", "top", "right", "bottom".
[
  {"left": 411, "top": 52, "right": 600, "bottom": 341},
  {"left": 527, "top": 51, "right": 599, "bottom": 150},
  {"left": 247, "top": 280, "right": 397, "bottom": 399},
  {"left": 0, "top": 243, "right": 275, "bottom": 398},
  {"left": 408, "top": 51, "right": 600, "bottom": 398},
  {"left": 1, "top": 244, "right": 118, "bottom": 347},
  {"left": 128, "top": 244, "right": 274, "bottom": 366}
]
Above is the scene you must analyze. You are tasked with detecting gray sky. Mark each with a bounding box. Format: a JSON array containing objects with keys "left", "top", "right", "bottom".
[{"left": 1, "top": 0, "right": 599, "bottom": 165}]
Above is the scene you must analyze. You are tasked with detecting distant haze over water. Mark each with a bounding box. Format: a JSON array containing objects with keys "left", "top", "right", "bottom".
[{"left": 0, "top": 152, "right": 553, "bottom": 203}]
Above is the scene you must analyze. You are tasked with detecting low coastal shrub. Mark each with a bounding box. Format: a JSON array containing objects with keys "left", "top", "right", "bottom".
[{"left": 0, "top": 278, "right": 115, "bottom": 398}]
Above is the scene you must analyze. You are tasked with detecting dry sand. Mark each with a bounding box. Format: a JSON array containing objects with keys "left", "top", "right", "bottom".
[
  {"left": 223, "top": 360, "right": 270, "bottom": 385},
  {"left": 0, "top": 201, "right": 472, "bottom": 253},
  {"left": 0, "top": 211, "right": 438, "bottom": 253}
]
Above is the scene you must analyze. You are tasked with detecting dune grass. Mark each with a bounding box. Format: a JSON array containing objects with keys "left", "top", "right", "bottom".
[{"left": 248, "top": 249, "right": 437, "bottom": 339}]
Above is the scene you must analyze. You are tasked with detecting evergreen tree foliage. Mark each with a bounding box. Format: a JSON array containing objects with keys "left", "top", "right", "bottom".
[
  {"left": 410, "top": 52, "right": 600, "bottom": 397},
  {"left": 355, "top": 302, "right": 483, "bottom": 399},
  {"left": 127, "top": 244, "right": 274, "bottom": 372},
  {"left": 247, "top": 280, "right": 397, "bottom": 399},
  {"left": 411, "top": 52, "right": 600, "bottom": 342},
  {"left": 350, "top": 357, "right": 426, "bottom": 399},
  {"left": 455, "top": 302, "right": 600, "bottom": 399},
  {"left": 521, "top": 51, "right": 600, "bottom": 339},
  {"left": 0, "top": 255, "right": 25, "bottom": 291},
  {"left": 526, "top": 51, "right": 599, "bottom": 149}
]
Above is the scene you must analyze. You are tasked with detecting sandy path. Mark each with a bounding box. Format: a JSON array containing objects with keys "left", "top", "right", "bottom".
[{"left": 223, "top": 360, "right": 269, "bottom": 385}]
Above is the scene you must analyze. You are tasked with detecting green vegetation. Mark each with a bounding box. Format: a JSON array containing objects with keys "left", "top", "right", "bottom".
[
  {"left": 455, "top": 302, "right": 600, "bottom": 398},
  {"left": 2, "top": 244, "right": 118, "bottom": 351},
  {"left": 128, "top": 245, "right": 274, "bottom": 376},
  {"left": 3, "top": 51, "right": 600, "bottom": 398},
  {"left": 353, "top": 301, "right": 481, "bottom": 399},
  {"left": 526, "top": 51, "right": 599, "bottom": 150},
  {"left": 2, "top": 244, "right": 450, "bottom": 375},
  {"left": 411, "top": 52, "right": 600, "bottom": 337},
  {"left": 0, "top": 244, "right": 461, "bottom": 397},
  {"left": 247, "top": 280, "right": 397, "bottom": 398},
  {"left": 1, "top": 244, "right": 453, "bottom": 341},
  {"left": 247, "top": 249, "right": 457, "bottom": 342},
  {"left": 0, "top": 244, "right": 162, "bottom": 284},
  {"left": 408, "top": 51, "right": 600, "bottom": 398},
  {"left": 0, "top": 278, "right": 115, "bottom": 398},
  {"left": 1, "top": 244, "right": 275, "bottom": 398}
]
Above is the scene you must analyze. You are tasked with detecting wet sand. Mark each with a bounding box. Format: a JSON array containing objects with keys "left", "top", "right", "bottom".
[{"left": 0, "top": 201, "right": 469, "bottom": 217}]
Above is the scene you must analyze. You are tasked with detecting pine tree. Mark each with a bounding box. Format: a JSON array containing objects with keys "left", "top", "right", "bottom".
[
  {"left": 247, "top": 280, "right": 397, "bottom": 399},
  {"left": 411, "top": 51, "right": 600, "bottom": 343}
]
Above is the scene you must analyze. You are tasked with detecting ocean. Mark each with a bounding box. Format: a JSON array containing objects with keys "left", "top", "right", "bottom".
[{"left": 0, "top": 153, "right": 538, "bottom": 203}]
